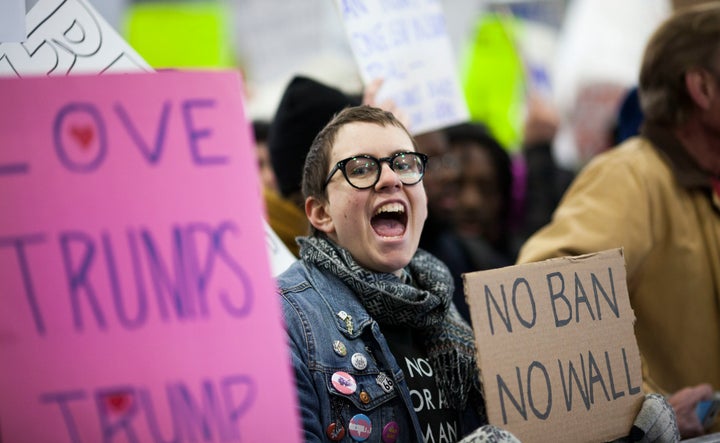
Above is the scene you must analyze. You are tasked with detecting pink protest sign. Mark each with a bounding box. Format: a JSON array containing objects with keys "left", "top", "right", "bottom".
[{"left": 0, "top": 71, "right": 301, "bottom": 443}]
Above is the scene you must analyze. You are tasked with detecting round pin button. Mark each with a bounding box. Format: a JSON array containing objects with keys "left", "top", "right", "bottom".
[
  {"left": 351, "top": 352, "right": 368, "bottom": 371},
  {"left": 333, "top": 340, "right": 347, "bottom": 357},
  {"left": 331, "top": 371, "right": 357, "bottom": 395},
  {"left": 348, "top": 413, "right": 372, "bottom": 441},
  {"left": 326, "top": 422, "right": 346, "bottom": 441},
  {"left": 382, "top": 421, "right": 400, "bottom": 443}
]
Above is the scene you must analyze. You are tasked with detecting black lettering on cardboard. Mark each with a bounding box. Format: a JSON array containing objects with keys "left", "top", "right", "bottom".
[
  {"left": 592, "top": 268, "right": 619, "bottom": 320},
  {"left": 497, "top": 367, "right": 527, "bottom": 424},
  {"left": 547, "top": 272, "right": 571, "bottom": 327},
  {"left": 527, "top": 361, "right": 552, "bottom": 420},
  {"left": 558, "top": 354, "right": 590, "bottom": 412}
]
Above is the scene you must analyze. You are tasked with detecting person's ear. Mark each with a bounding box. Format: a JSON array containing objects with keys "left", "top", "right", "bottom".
[
  {"left": 306, "top": 195, "right": 335, "bottom": 234},
  {"left": 685, "top": 68, "right": 717, "bottom": 110}
]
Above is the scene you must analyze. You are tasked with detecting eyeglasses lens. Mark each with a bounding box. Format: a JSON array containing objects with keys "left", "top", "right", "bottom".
[
  {"left": 343, "top": 153, "right": 424, "bottom": 188},
  {"left": 345, "top": 158, "right": 379, "bottom": 188},
  {"left": 393, "top": 154, "right": 423, "bottom": 183}
]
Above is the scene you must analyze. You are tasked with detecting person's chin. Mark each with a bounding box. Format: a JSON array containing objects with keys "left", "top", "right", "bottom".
[
  {"left": 457, "top": 225, "right": 483, "bottom": 239},
  {"left": 371, "top": 249, "right": 413, "bottom": 274}
]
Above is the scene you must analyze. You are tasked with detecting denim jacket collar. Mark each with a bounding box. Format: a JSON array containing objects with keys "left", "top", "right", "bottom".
[{"left": 293, "top": 260, "right": 375, "bottom": 339}]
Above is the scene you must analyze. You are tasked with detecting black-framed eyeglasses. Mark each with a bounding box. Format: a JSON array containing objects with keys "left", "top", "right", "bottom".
[{"left": 323, "top": 151, "right": 428, "bottom": 190}]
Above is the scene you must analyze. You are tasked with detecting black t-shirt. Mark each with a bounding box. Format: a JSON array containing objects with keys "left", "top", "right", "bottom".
[{"left": 382, "top": 324, "right": 461, "bottom": 443}]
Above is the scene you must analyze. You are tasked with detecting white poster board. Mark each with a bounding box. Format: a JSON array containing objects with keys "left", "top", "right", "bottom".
[
  {"left": 335, "top": 0, "right": 469, "bottom": 134},
  {"left": 0, "top": 0, "right": 150, "bottom": 77}
]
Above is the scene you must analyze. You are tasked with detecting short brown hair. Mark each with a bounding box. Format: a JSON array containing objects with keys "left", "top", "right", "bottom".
[
  {"left": 301, "top": 105, "right": 417, "bottom": 203},
  {"left": 639, "top": 3, "right": 720, "bottom": 125}
]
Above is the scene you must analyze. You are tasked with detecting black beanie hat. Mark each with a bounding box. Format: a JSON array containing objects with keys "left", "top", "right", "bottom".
[{"left": 268, "top": 76, "right": 360, "bottom": 198}]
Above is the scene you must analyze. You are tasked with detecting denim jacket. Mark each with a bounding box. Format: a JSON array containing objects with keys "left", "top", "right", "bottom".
[{"left": 277, "top": 259, "right": 484, "bottom": 443}]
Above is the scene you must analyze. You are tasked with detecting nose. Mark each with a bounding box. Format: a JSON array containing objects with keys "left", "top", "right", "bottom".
[
  {"left": 458, "top": 182, "right": 483, "bottom": 211},
  {"left": 375, "top": 161, "right": 402, "bottom": 190}
]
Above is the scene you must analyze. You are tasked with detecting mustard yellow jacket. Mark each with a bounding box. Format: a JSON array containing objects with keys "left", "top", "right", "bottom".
[
  {"left": 517, "top": 125, "right": 720, "bottom": 400},
  {"left": 263, "top": 188, "right": 308, "bottom": 258}
]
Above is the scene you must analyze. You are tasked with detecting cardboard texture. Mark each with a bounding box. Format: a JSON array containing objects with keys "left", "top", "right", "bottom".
[{"left": 464, "top": 249, "right": 643, "bottom": 443}]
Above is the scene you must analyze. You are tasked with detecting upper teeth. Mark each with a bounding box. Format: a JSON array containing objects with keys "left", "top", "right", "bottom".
[{"left": 375, "top": 203, "right": 404, "bottom": 215}]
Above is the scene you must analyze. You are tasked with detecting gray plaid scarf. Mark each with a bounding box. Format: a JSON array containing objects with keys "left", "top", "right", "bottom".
[{"left": 299, "top": 235, "right": 482, "bottom": 411}]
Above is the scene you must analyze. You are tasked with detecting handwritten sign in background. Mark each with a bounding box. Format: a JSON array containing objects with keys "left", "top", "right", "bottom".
[
  {"left": 0, "top": 0, "right": 150, "bottom": 77},
  {"left": 336, "top": 0, "right": 469, "bottom": 135},
  {"left": 0, "top": 71, "right": 301, "bottom": 442}
]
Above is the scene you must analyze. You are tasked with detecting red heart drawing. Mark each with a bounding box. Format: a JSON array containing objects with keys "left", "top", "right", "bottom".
[
  {"left": 103, "top": 391, "right": 134, "bottom": 415},
  {"left": 70, "top": 125, "right": 94, "bottom": 149}
]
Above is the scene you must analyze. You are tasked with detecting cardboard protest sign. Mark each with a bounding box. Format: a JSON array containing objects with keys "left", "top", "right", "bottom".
[
  {"left": 0, "top": 70, "right": 301, "bottom": 442},
  {"left": 335, "top": 0, "right": 469, "bottom": 135},
  {"left": 464, "top": 249, "right": 643, "bottom": 443},
  {"left": 0, "top": 0, "right": 150, "bottom": 77}
]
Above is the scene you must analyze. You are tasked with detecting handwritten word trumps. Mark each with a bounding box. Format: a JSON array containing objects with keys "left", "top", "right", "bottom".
[
  {"left": 464, "top": 249, "right": 643, "bottom": 443},
  {"left": 1, "top": 222, "right": 253, "bottom": 336},
  {"left": 0, "top": 71, "right": 300, "bottom": 442}
]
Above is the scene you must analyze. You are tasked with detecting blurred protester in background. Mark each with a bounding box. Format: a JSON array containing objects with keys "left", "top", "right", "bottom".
[
  {"left": 441, "top": 123, "right": 514, "bottom": 323},
  {"left": 252, "top": 120, "right": 279, "bottom": 193},
  {"left": 517, "top": 4, "right": 720, "bottom": 437},
  {"left": 549, "top": 0, "right": 670, "bottom": 171},
  {"left": 446, "top": 122, "right": 515, "bottom": 269},
  {"left": 441, "top": 117, "right": 572, "bottom": 323},
  {"left": 415, "top": 128, "right": 479, "bottom": 319},
  {"left": 417, "top": 109, "right": 573, "bottom": 323},
  {"left": 517, "top": 94, "right": 575, "bottom": 241}
]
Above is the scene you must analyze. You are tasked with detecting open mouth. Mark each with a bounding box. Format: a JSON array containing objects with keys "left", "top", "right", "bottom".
[{"left": 371, "top": 202, "right": 407, "bottom": 238}]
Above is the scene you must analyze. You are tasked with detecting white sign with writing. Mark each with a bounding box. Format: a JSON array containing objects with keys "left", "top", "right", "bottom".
[
  {"left": 335, "top": 0, "right": 469, "bottom": 134},
  {"left": 0, "top": 0, "right": 150, "bottom": 77}
]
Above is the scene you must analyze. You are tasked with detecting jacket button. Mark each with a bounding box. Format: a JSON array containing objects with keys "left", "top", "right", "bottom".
[{"left": 359, "top": 390, "right": 371, "bottom": 404}]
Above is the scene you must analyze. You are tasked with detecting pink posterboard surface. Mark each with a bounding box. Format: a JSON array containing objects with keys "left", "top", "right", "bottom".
[{"left": 0, "top": 70, "right": 301, "bottom": 443}]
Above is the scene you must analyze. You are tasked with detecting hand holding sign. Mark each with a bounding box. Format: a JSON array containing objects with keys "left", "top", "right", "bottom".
[
  {"left": 336, "top": 0, "right": 468, "bottom": 134},
  {"left": 464, "top": 249, "right": 644, "bottom": 443}
]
